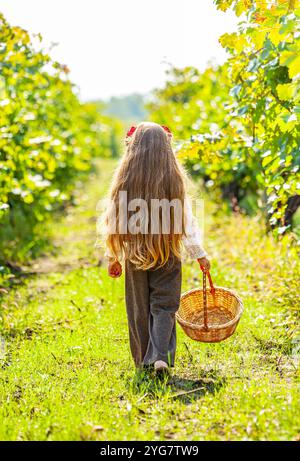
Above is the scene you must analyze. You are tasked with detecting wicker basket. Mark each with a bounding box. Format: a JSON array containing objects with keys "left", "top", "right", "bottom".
[{"left": 176, "top": 270, "right": 243, "bottom": 343}]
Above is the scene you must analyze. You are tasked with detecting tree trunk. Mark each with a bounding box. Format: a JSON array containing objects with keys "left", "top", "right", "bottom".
[
  {"left": 221, "top": 182, "right": 241, "bottom": 213},
  {"left": 284, "top": 195, "right": 300, "bottom": 227}
]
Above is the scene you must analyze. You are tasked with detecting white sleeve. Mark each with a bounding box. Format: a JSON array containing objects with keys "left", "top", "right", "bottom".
[
  {"left": 182, "top": 195, "right": 208, "bottom": 260},
  {"left": 104, "top": 248, "right": 114, "bottom": 259}
]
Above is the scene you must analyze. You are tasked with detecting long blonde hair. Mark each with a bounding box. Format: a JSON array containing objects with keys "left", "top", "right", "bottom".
[{"left": 104, "top": 122, "right": 187, "bottom": 270}]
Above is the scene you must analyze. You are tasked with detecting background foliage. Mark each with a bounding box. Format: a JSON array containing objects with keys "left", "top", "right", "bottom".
[
  {"left": 149, "top": 0, "right": 300, "bottom": 235},
  {"left": 99, "top": 93, "right": 148, "bottom": 124},
  {"left": 0, "top": 13, "right": 122, "bottom": 274}
]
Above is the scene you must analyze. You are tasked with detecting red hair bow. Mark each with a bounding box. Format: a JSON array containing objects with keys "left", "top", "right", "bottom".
[
  {"left": 126, "top": 126, "right": 137, "bottom": 137},
  {"left": 161, "top": 125, "right": 172, "bottom": 135},
  {"left": 126, "top": 125, "right": 172, "bottom": 138}
]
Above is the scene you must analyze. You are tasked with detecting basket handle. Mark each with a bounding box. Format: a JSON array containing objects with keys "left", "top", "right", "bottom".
[
  {"left": 198, "top": 264, "right": 215, "bottom": 331},
  {"left": 198, "top": 264, "right": 215, "bottom": 293}
]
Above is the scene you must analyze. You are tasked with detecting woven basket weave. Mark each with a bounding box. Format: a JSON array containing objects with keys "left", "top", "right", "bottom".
[{"left": 176, "top": 270, "right": 243, "bottom": 343}]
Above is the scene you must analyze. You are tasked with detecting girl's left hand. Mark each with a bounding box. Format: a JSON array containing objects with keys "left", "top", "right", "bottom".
[{"left": 108, "top": 260, "right": 122, "bottom": 278}]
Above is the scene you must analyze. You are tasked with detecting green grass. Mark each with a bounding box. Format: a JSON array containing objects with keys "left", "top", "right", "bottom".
[{"left": 0, "top": 158, "right": 299, "bottom": 441}]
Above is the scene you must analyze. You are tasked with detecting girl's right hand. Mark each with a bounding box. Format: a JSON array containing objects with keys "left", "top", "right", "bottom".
[
  {"left": 108, "top": 260, "right": 122, "bottom": 278},
  {"left": 197, "top": 257, "right": 211, "bottom": 273}
]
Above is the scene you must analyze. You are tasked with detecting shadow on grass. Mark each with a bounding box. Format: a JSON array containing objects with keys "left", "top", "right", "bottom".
[
  {"left": 128, "top": 367, "right": 226, "bottom": 404},
  {"left": 169, "top": 371, "right": 226, "bottom": 404}
]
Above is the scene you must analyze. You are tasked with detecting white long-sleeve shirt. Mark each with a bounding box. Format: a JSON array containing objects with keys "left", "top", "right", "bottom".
[{"left": 182, "top": 195, "right": 207, "bottom": 259}]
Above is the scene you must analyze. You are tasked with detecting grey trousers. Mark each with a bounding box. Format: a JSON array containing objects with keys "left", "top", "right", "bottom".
[{"left": 125, "top": 257, "right": 182, "bottom": 367}]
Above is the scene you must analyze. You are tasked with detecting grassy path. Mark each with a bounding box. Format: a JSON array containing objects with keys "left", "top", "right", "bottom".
[{"left": 0, "top": 158, "right": 299, "bottom": 441}]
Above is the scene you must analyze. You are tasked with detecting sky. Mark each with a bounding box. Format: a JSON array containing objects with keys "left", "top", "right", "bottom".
[{"left": 1, "top": 0, "right": 239, "bottom": 101}]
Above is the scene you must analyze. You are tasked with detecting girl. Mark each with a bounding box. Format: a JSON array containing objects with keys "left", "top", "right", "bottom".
[{"left": 103, "top": 122, "right": 210, "bottom": 374}]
